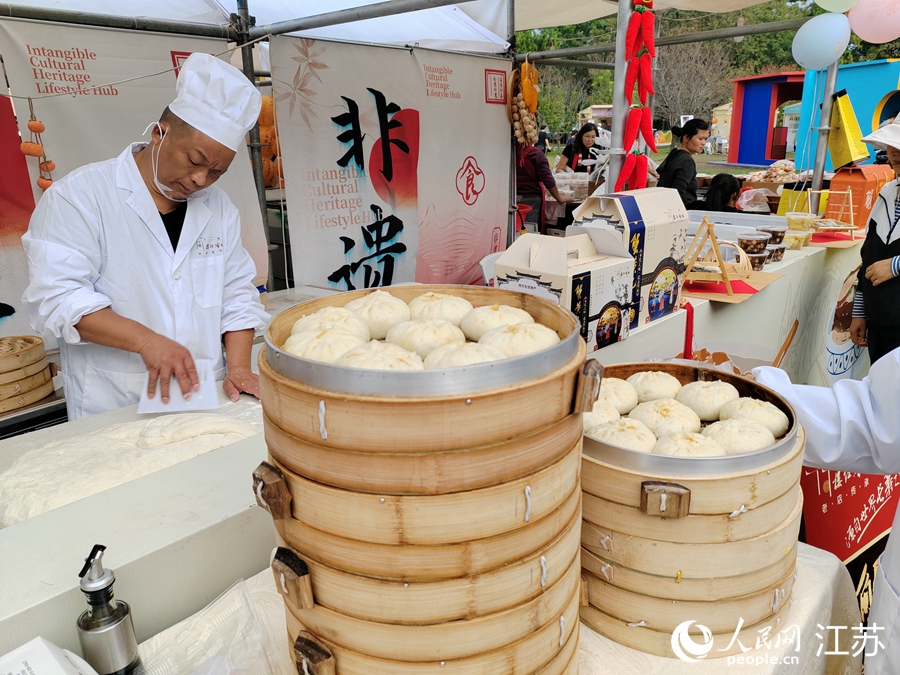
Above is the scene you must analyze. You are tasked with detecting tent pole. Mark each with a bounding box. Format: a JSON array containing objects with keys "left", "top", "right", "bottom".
[
  {"left": 609, "top": 0, "right": 632, "bottom": 193},
  {"left": 810, "top": 61, "right": 839, "bottom": 215},
  {"left": 508, "top": 0, "right": 518, "bottom": 247},
  {"left": 249, "top": 0, "right": 475, "bottom": 39},
  {"left": 515, "top": 17, "right": 811, "bottom": 63},
  {"left": 235, "top": 0, "right": 274, "bottom": 288}
]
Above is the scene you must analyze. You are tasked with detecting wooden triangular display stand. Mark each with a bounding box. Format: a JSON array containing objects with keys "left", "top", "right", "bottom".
[
  {"left": 683, "top": 216, "right": 734, "bottom": 296},
  {"left": 807, "top": 188, "right": 857, "bottom": 241}
]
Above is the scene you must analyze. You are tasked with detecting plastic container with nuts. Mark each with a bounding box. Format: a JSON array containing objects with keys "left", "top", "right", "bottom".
[
  {"left": 757, "top": 224, "right": 787, "bottom": 245},
  {"left": 766, "top": 243, "right": 786, "bottom": 263},
  {"left": 737, "top": 231, "right": 771, "bottom": 254},
  {"left": 746, "top": 251, "right": 770, "bottom": 271}
]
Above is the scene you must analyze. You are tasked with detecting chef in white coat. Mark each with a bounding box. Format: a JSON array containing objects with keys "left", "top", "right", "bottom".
[{"left": 22, "top": 52, "right": 269, "bottom": 419}]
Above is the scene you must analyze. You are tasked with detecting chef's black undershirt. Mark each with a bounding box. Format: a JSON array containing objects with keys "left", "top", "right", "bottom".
[{"left": 159, "top": 200, "right": 188, "bottom": 251}]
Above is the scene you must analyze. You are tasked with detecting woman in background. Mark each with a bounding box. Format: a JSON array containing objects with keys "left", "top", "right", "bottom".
[
  {"left": 657, "top": 119, "right": 710, "bottom": 207},
  {"left": 555, "top": 123, "right": 600, "bottom": 173},
  {"left": 687, "top": 173, "right": 740, "bottom": 212},
  {"left": 517, "top": 142, "right": 572, "bottom": 232}
]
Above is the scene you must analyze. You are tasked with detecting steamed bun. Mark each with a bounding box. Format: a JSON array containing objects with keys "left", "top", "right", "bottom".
[
  {"left": 460, "top": 304, "right": 534, "bottom": 341},
  {"left": 585, "top": 419, "right": 656, "bottom": 453},
  {"left": 675, "top": 381, "right": 740, "bottom": 421},
  {"left": 583, "top": 400, "right": 620, "bottom": 430},
  {"left": 386, "top": 320, "right": 466, "bottom": 358},
  {"left": 628, "top": 398, "right": 701, "bottom": 438},
  {"left": 479, "top": 323, "right": 560, "bottom": 358},
  {"left": 701, "top": 419, "right": 775, "bottom": 455},
  {"left": 719, "top": 398, "right": 790, "bottom": 437},
  {"left": 627, "top": 371, "right": 683, "bottom": 403},
  {"left": 345, "top": 290, "right": 411, "bottom": 339},
  {"left": 424, "top": 342, "right": 507, "bottom": 370},
  {"left": 597, "top": 377, "right": 639, "bottom": 414},
  {"left": 335, "top": 340, "right": 424, "bottom": 371},
  {"left": 282, "top": 325, "right": 366, "bottom": 364},
  {"left": 290, "top": 306, "right": 370, "bottom": 342},
  {"left": 654, "top": 433, "right": 726, "bottom": 457},
  {"left": 408, "top": 292, "right": 474, "bottom": 326}
]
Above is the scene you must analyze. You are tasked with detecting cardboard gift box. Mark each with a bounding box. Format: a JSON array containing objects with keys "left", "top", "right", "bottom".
[
  {"left": 572, "top": 187, "right": 688, "bottom": 329},
  {"left": 494, "top": 228, "right": 634, "bottom": 353}
]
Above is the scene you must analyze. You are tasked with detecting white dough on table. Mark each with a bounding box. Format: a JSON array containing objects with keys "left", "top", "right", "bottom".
[
  {"left": 719, "top": 397, "right": 790, "bottom": 437},
  {"left": 459, "top": 304, "right": 534, "bottom": 341},
  {"left": 675, "top": 380, "right": 740, "bottom": 421},
  {"left": 585, "top": 418, "right": 657, "bottom": 453},
  {"left": 702, "top": 418, "right": 776, "bottom": 455},
  {"left": 628, "top": 398, "right": 702, "bottom": 438},
  {"left": 626, "top": 371, "right": 683, "bottom": 403},
  {"left": 0, "top": 413, "right": 258, "bottom": 528},
  {"left": 597, "top": 377, "right": 639, "bottom": 415},
  {"left": 408, "top": 292, "right": 474, "bottom": 326}
]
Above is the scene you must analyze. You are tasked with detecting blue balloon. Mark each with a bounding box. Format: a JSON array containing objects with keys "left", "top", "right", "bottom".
[{"left": 792, "top": 13, "right": 851, "bottom": 70}]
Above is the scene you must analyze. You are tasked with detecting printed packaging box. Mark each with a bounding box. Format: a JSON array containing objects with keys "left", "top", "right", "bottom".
[
  {"left": 494, "top": 228, "right": 634, "bottom": 353},
  {"left": 573, "top": 187, "right": 688, "bottom": 329}
]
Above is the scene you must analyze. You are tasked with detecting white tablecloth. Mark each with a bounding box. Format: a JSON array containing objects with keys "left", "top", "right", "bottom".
[{"left": 140, "top": 543, "right": 861, "bottom": 675}]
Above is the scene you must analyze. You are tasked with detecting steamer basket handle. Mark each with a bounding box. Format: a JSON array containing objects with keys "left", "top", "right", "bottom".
[
  {"left": 572, "top": 359, "right": 604, "bottom": 414},
  {"left": 293, "top": 631, "right": 335, "bottom": 675},
  {"left": 273, "top": 546, "right": 316, "bottom": 610}
]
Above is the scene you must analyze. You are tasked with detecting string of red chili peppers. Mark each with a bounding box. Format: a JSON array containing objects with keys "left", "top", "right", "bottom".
[{"left": 615, "top": 0, "right": 656, "bottom": 192}]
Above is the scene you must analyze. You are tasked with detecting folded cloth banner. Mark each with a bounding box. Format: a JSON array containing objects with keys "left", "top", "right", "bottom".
[{"left": 683, "top": 279, "right": 759, "bottom": 295}]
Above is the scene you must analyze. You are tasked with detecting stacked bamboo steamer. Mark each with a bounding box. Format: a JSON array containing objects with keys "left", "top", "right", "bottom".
[
  {"left": 580, "top": 362, "right": 804, "bottom": 659},
  {"left": 253, "top": 285, "right": 598, "bottom": 675},
  {"left": 0, "top": 336, "right": 54, "bottom": 413}
]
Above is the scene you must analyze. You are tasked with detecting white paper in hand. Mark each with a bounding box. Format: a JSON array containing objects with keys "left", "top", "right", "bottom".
[{"left": 138, "top": 358, "right": 220, "bottom": 414}]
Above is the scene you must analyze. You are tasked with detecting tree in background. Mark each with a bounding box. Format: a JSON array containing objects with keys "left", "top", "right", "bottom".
[{"left": 653, "top": 41, "right": 732, "bottom": 126}]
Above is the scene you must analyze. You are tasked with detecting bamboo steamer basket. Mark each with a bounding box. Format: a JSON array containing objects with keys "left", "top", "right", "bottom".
[
  {"left": 0, "top": 336, "right": 45, "bottom": 373},
  {"left": 270, "top": 487, "right": 582, "bottom": 582},
  {"left": 296, "top": 504, "right": 581, "bottom": 624},
  {"left": 579, "top": 362, "right": 804, "bottom": 658},
  {"left": 285, "top": 590, "right": 580, "bottom": 675},
  {"left": 264, "top": 411, "right": 583, "bottom": 495},
  {"left": 0, "top": 337, "right": 53, "bottom": 411},
  {"left": 257, "top": 286, "right": 594, "bottom": 674},
  {"left": 260, "top": 285, "right": 589, "bottom": 455}
]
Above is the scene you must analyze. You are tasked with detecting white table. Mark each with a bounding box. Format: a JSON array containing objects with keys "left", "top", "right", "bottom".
[{"left": 138, "top": 543, "right": 861, "bottom": 675}]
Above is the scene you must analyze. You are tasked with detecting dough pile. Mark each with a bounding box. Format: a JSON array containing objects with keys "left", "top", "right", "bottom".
[{"left": 0, "top": 414, "right": 258, "bottom": 528}]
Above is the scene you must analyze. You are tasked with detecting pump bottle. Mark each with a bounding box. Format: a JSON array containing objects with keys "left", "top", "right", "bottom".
[{"left": 76, "top": 545, "right": 143, "bottom": 675}]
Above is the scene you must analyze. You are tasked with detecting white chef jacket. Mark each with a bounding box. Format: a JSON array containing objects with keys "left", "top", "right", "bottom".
[
  {"left": 22, "top": 143, "right": 269, "bottom": 419},
  {"left": 755, "top": 354, "right": 900, "bottom": 675}
]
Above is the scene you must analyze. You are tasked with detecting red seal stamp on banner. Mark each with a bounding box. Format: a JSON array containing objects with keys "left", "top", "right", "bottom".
[{"left": 456, "top": 156, "right": 485, "bottom": 205}]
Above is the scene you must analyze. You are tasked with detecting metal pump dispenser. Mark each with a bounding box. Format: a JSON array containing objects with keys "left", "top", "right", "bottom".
[{"left": 76, "top": 545, "right": 143, "bottom": 675}]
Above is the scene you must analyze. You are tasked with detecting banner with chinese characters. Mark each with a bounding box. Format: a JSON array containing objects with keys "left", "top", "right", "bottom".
[
  {"left": 0, "top": 19, "right": 268, "bottom": 340},
  {"left": 801, "top": 468, "right": 900, "bottom": 621},
  {"left": 270, "top": 36, "right": 510, "bottom": 290}
]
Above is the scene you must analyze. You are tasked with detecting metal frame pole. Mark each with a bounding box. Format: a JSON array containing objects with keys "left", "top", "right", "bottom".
[
  {"left": 810, "top": 61, "right": 840, "bottom": 214},
  {"left": 508, "top": 0, "right": 518, "bottom": 246},
  {"left": 609, "top": 0, "right": 633, "bottom": 192}
]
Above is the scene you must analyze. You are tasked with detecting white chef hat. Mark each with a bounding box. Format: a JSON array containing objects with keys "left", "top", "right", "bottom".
[{"left": 168, "top": 52, "right": 261, "bottom": 152}]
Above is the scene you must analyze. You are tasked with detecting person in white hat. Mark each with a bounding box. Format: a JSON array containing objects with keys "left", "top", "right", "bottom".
[
  {"left": 21, "top": 52, "right": 269, "bottom": 419},
  {"left": 847, "top": 116, "right": 900, "bottom": 363},
  {"left": 751, "top": 118, "right": 900, "bottom": 674}
]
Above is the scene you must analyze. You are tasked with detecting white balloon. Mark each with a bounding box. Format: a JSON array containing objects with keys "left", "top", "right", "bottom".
[
  {"left": 792, "top": 12, "right": 851, "bottom": 70},
  {"left": 816, "top": 0, "right": 858, "bottom": 11}
]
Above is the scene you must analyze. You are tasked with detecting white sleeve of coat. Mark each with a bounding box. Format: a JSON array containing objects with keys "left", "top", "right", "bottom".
[
  {"left": 20, "top": 189, "right": 113, "bottom": 345},
  {"left": 219, "top": 204, "right": 270, "bottom": 335},
  {"left": 753, "top": 355, "right": 900, "bottom": 475}
]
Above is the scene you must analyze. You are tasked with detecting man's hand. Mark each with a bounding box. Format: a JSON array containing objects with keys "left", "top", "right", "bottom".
[
  {"left": 865, "top": 259, "right": 894, "bottom": 287},
  {"left": 137, "top": 334, "right": 200, "bottom": 403},
  {"left": 222, "top": 365, "right": 260, "bottom": 402},
  {"left": 849, "top": 317, "right": 868, "bottom": 347}
]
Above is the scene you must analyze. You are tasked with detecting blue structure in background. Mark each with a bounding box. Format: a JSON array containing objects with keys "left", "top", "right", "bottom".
[
  {"left": 728, "top": 72, "right": 805, "bottom": 167},
  {"left": 795, "top": 59, "right": 900, "bottom": 171}
]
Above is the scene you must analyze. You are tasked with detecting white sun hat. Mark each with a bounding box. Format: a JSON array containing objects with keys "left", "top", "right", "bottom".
[
  {"left": 861, "top": 116, "right": 900, "bottom": 151},
  {"left": 168, "top": 52, "right": 261, "bottom": 152}
]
